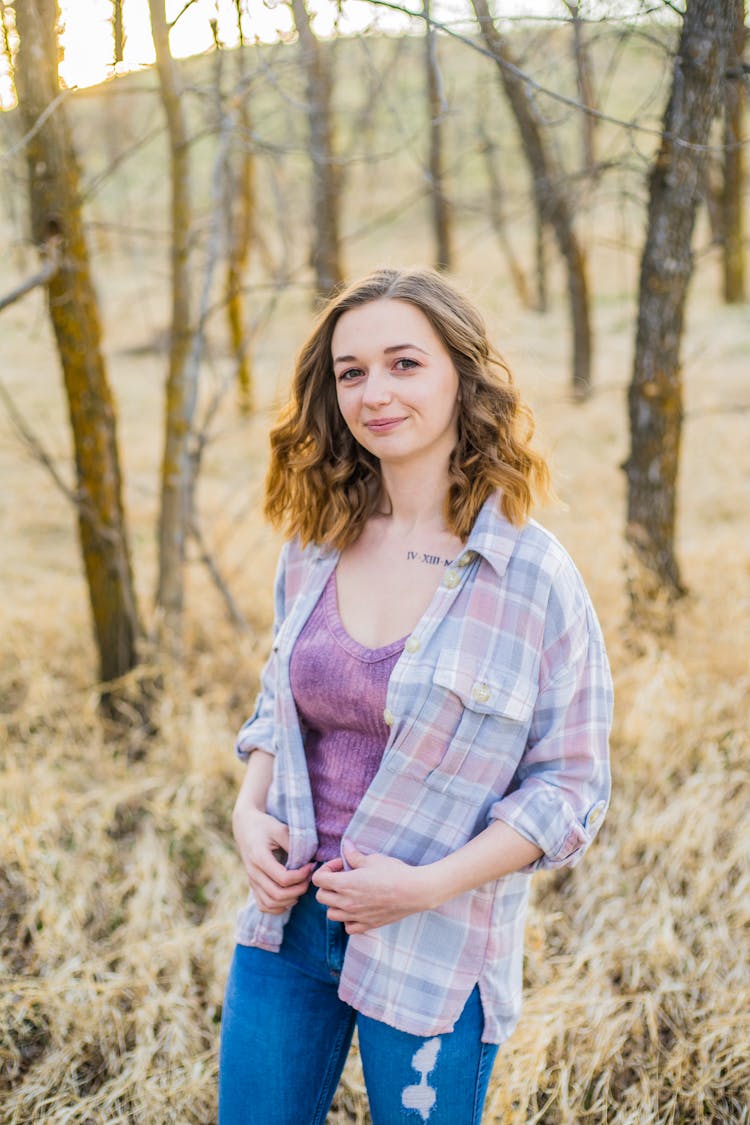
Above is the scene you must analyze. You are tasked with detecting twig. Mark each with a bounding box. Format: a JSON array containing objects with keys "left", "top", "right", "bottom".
[
  {"left": 0, "top": 242, "right": 60, "bottom": 312},
  {"left": 1, "top": 88, "right": 72, "bottom": 163},
  {"left": 0, "top": 379, "right": 76, "bottom": 503},
  {"left": 168, "top": 0, "right": 200, "bottom": 32},
  {"left": 366, "top": 0, "right": 747, "bottom": 156},
  {"left": 189, "top": 517, "right": 250, "bottom": 632}
]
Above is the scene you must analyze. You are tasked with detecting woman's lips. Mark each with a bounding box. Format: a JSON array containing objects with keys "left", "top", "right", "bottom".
[{"left": 364, "top": 417, "right": 405, "bottom": 434}]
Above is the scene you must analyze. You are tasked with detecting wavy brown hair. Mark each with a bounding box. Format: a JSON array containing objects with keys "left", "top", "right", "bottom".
[{"left": 265, "top": 268, "right": 550, "bottom": 548}]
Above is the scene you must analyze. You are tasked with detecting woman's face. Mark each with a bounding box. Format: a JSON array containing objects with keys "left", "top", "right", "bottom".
[{"left": 331, "top": 298, "right": 460, "bottom": 470}]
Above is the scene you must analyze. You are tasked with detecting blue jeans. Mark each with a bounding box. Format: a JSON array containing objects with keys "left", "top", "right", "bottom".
[{"left": 219, "top": 885, "right": 498, "bottom": 1124}]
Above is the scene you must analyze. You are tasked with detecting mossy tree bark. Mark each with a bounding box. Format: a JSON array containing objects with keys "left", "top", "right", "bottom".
[
  {"left": 148, "top": 0, "right": 195, "bottom": 652},
  {"left": 722, "top": 0, "right": 747, "bottom": 304},
  {"left": 225, "top": 34, "right": 256, "bottom": 413},
  {"left": 472, "top": 0, "right": 592, "bottom": 400},
  {"left": 424, "top": 0, "right": 453, "bottom": 272},
  {"left": 14, "top": 0, "right": 140, "bottom": 686},
  {"left": 290, "top": 0, "right": 344, "bottom": 302},
  {"left": 625, "top": 0, "right": 734, "bottom": 617}
]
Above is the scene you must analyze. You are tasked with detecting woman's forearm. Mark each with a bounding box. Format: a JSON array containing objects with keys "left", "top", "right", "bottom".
[
  {"left": 233, "top": 749, "right": 275, "bottom": 816},
  {"left": 420, "top": 819, "right": 542, "bottom": 909}
]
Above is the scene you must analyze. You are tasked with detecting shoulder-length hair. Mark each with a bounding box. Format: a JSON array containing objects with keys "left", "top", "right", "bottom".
[{"left": 265, "top": 267, "right": 550, "bottom": 548}]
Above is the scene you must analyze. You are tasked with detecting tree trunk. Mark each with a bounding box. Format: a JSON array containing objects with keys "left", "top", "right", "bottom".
[
  {"left": 111, "top": 0, "right": 125, "bottom": 65},
  {"left": 477, "top": 124, "right": 531, "bottom": 308},
  {"left": 148, "top": 0, "right": 195, "bottom": 651},
  {"left": 722, "top": 0, "right": 747, "bottom": 303},
  {"left": 424, "top": 0, "right": 453, "bottom": 272},
  {"left": 624, "top": 0, "right": 734, "bottom": 619},
  {"left": 534, "top": 207, "right": 548, "bottom": 313},
  {"left": 290, "top": 0, "right": 344, "bottom": 301},
  {"left": 14, "top": 0, "right": 140, "bottom": 687},
  {"left": 473, "top": 0, "right": 592, "bottom": 399},
  {"left": 563, "top": 1, "right": 597, "bottom": 175},
  {"left": 225, "top": 41, "right": 256, "bottom": 413}
]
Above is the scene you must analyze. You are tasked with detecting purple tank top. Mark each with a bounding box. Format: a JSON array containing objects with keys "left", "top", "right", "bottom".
[{"left": 290, "top": 571, "right": 405, "bottom": 862}]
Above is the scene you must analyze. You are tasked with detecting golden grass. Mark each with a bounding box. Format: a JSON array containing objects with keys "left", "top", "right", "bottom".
[{"left": 1, "top": 192, "right": 749, "bottom": 1122}]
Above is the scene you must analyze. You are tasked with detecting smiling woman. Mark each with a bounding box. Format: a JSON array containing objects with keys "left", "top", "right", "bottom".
[{"left": 332, "top": 299, "right": 461, "bottom": 471}]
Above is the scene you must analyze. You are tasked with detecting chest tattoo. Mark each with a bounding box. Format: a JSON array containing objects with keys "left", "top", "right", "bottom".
[{"left": 406, "top": 550, "right": 453, "bottom": 567}]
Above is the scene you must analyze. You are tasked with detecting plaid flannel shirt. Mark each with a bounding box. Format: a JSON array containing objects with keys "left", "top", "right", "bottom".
[{"left": 234, "top": 494, "right": 613, "bottom": 1044}]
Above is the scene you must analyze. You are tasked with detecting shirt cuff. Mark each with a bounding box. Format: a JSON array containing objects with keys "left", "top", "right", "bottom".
[{"left": 488, "top": 785, "right": 607, "bottom": 870}]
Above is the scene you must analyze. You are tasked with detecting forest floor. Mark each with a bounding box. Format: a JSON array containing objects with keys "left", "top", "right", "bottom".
[{"left": 1, "top": 210, "right": 749, "bottom": 1123}]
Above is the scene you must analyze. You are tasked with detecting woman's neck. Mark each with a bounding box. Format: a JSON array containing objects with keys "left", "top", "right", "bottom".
[{"left": 377, "top": 460, "right": 451, "bottom": 535}]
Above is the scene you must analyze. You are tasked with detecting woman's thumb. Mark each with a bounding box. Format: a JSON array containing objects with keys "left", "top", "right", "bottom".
[{"left": 342, "top": 840, "right": 366, "bottom": 868}]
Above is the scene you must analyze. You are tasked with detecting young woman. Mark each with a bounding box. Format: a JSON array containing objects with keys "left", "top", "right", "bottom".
[{"left": 219, "top": 268, "right": 613, "bottom": 1124}]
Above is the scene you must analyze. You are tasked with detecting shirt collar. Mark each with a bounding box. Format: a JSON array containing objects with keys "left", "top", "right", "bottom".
[
  {"left": 465, "top": 493, "right": 525, "bottom": 579},
  {"left": 307, "top": 493, "right": 524, "bottom": 576}
]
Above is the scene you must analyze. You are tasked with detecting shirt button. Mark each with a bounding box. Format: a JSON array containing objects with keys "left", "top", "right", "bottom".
[
  {"left": 457, "top": 551, "right": 476, "bottom": 567},
  {"left": 443, "top": 569, "right": 460, "bottom": 589},
  {"left": 471, "top": 682, "right": 491, "bottom": 704},
  {"left": 405, "top": 636, "right": 420, "bottom": 653},
  {"left": 588, "top": 803, "right": 604, "bottom": 827},
  {"left": 383, "top": 708, "right": 395, "bottom": 727}
]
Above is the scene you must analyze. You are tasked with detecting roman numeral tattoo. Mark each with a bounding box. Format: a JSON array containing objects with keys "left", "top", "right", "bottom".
[{"left": 406, "top": 551, "right": 452, "bottom": 566}]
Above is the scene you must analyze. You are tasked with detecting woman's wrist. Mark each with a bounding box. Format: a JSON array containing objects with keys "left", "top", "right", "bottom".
[{"left": 412, "top": 860, "right": 452, "bottom": 913}]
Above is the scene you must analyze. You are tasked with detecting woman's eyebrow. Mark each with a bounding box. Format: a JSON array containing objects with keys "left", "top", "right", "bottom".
[
  {"left": 333, "top": 343, "right": 429, "bottom": 364},
  {"left": 383, "top": 343, "right": 429, "bottom": 355}
]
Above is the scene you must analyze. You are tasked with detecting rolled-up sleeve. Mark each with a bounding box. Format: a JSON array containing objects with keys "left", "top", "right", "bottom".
[
  {"left": 488, "top": 560, "right": 613, "bottom": 869},
  {"left": 235, "top": 541, "right": 289, "bottom": 762}
]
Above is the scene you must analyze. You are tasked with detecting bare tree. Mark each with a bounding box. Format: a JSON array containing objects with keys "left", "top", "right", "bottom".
[
  {"left": 148, "top": 0, "right": 195, "bottom": 650},
  {"left": 221, "top": 8, "right": 257, "bottom": 411},
  {"left": 472, "top": 0, "right": 592, "bottom": 399},
  {"left": 290, "top": 0, "right": 344, "bottom": 300},
  {"left": 563, "top": 1, "right": 597, "bottom": 176},
  {"left": 722, "top": 0, "right": 747, "bottom": 303},
  {"left": 111, "top": 0, "right": 125, "bottom": 65},
  {"left": 624, "top": 0, "right": 734, "bottom": 621},
  {"left": 13, "top": 0, "right": 141, "bottom": 688},
  {"left": 424, "top": 0, "right": 453, "bottom": 271},
  {"left": 477, "top": 116, "right": 532, "bottom": 308}
]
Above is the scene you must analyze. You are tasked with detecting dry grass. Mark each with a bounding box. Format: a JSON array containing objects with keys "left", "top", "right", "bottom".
[
  {"left": 2, "top": 263, "right": 747, "bottom": 1123},
  {"left": 1, "top": 77, "right": 749, "bottom": 1124}
]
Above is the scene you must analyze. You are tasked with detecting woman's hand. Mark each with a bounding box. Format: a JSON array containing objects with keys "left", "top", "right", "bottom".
[
  {"left": 232, "top": 774, "right": 314, "bottom": 914},
  {"left": 312, "top": 843, "right": 436, "bottom": 934}
]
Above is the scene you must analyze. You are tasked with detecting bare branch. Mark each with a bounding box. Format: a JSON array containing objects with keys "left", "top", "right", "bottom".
[
  {"left": 188, "top": 518, "right": 250, "bottom": 632},
  {"left": 168, "top": 0, "right": 200, "bottom": 32},
  {"left": 0, "top": 239, "right": 60, "bottom": 312},
  {"left": 0, "top": 379, "right": 77, "bottom": 504},
  {"left": 365, "top": 0, "right": 743, "bottom": 155},
  {"left": 1, "top": 87, "right": 72, "bottom": 163},
  {"left": 79, "top": 124, "right": 166, "bottom": 204}
]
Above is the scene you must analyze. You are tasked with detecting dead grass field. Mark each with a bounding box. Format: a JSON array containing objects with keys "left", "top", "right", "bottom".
[{"left": 1, "top": 40, "right": 749, "bottom": 1122}]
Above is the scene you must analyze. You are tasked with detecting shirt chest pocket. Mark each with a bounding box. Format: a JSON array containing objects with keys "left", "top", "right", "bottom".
[{"left": 385, "top": 659, "right": 537, "bottom": 802}]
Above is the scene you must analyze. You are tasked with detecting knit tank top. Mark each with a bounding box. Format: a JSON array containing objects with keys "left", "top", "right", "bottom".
[{"left": 290, "top": 570, "right": 405, "bottom": 862}]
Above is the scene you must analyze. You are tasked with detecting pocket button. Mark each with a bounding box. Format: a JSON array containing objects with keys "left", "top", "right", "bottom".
[{"left": 471, "top": 682, "right": 491, "bottom": 704}]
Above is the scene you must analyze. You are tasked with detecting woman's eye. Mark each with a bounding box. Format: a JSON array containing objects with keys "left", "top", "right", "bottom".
[
  {"left": 337, "top": 368, "right": 364, "bottom": 382},
  {"left": 393, "top": 357, "right": 419, "bottom": 371}
]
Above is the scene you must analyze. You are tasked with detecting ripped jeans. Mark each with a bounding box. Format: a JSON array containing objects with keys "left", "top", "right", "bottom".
[{"left": 218, "top": 885, "right": 498, "bottom": 1125}]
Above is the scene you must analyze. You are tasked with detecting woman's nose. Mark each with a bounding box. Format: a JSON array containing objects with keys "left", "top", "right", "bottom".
[{"left": 362, "top": 368, "right": 392, "bottom": 407}]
